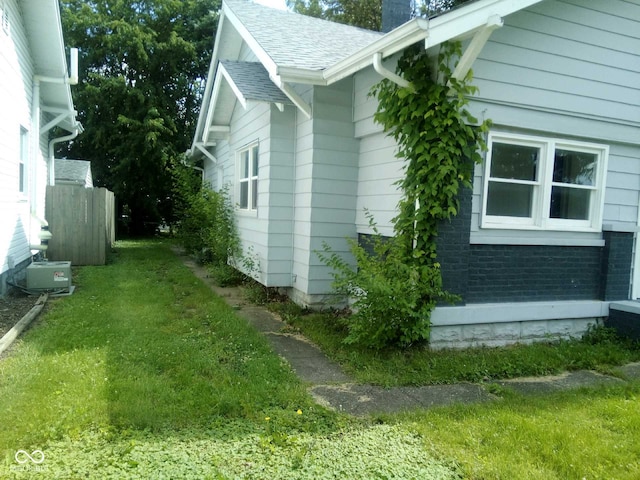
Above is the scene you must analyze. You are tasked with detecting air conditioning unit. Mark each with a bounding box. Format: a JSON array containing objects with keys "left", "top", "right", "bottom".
[{"left": 26, "top": 261, "right": 72, "bottom": 291}]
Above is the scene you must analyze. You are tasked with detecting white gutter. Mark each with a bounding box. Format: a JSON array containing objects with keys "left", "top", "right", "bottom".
[{"left": 372, "top": 52, "right": 413, "bottom": 90}]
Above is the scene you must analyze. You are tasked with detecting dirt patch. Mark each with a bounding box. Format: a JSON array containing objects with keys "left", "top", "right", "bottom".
[{"left": 0, "top": 291, "right": 38, "bottom": 339}]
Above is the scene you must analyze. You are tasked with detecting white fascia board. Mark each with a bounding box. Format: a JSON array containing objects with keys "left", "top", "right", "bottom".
[
  {"left": 276, "top": 66, "right": 326, "bottom": 85},
  {"left": 422, "top": 0, "right": 542, "bottom": 49},
  {"left": 191, "top": 11, "right": 226, "bottom": 154},
  {"left": 323, "top": 0, "right": 544, "bottom": 85},
  {"left": 323, "top": 17, "right": 430, "bottom": 85}
]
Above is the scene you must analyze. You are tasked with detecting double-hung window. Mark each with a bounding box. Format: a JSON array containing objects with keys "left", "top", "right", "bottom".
[
  {"left": 238, "top": 142, "right": 259, "bottom": 211},
  {"left": 481, "top": 132, "right": 607, "bottom": 232}
]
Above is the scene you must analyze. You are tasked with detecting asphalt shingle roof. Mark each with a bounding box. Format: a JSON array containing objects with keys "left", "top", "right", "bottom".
[
  {"left": 220, "top": 60, "right": 292, "bottom": 104},
  {"left": 55, "top": 159, "right": 92, "bottom": 186},
  {"left": 225, "top": 0, "right": 384, "bottom": 71}
]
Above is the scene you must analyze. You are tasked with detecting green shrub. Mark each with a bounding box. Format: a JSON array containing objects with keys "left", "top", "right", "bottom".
[
  {"left": 317, "top": 221, "right": 456, "bottom": 350},
  {"left": 173, "top": 165, "right": 239, "bottom": 269}
]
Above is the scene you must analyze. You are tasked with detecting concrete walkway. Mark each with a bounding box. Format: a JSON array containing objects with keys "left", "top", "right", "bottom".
[{"left": 177, "top": 250, "right": 640, "bottom": 416}]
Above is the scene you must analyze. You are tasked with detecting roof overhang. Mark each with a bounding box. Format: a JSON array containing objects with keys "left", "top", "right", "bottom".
[
  {"left": 22, "top": 0, "right": 80, "bottom": 133},
  {"left": 191, "top": 0, "right": 546, "bottom": 158},
  {"left": 323, "top": 0, "right": 544, "bottom": 85}
]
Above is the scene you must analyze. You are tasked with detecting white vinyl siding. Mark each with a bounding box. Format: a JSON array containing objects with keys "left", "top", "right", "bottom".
[
  {"left": 352, "top": 0, "right": 640, "bottom": 245},
  {"left": 0, "top": 0, "right": 36, "bottom": 275}
]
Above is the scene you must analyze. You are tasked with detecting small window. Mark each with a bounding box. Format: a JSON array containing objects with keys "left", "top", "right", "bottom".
[
  {"left": 19, "top": 127, "right": 28, "bottom": 194},
  {"left": 237, "top": 142, "right": 258, "bottom": 210},
  {"left": 482, "top": 132, "right": 607, "bottom": 232}
]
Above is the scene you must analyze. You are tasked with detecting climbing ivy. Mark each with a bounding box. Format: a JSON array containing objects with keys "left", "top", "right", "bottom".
[
  {"left": 372, "top": 42, "right": 491, "bottom": 261},
  {"left": 318, "top": 42, "right": 490, "bottom": 349}
]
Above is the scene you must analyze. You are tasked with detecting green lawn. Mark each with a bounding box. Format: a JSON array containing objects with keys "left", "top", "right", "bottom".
[
  {"left": 0, "top": 240, "right": 458, "bottom": 479},
  {"left": 1, "top": 240, "right": 639, "bottom": 479}
]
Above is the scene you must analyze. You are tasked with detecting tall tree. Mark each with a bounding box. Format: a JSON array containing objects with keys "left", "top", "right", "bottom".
[
  {"left": 287, "top": 0, "right": 474, "bottom": 31},
  {"left": 59, "top": 0, "right": 220, "bottom": 235}
]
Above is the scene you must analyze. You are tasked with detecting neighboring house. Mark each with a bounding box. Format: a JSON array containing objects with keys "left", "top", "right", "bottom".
[
  {"left": 189, "top": 0, "right": 640, "bottom": 347},
  {"left": 0, "top": 0, "right": 82, "bottom": 294},
  {"left": 55, "top": 159, "right": 93, "bottom": 188}
]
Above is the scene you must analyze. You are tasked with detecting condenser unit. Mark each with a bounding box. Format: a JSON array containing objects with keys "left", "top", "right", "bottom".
[{"left": 26, "top": 261, "right": 72, "bottom": 291}]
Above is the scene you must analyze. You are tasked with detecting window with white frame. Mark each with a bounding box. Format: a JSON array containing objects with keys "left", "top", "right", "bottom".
[
  {"left": 19, "top": 126, "right": 28, "bottom": 194},
  {"left": 481, "top": 132, "right": 608, "bottom": 232},
  {"left": 238, "top": 142, "right": 258, "bottom": 210}
]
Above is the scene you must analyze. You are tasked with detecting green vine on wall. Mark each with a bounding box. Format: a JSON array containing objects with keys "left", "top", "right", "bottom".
[
  {"left": 372, "top": 41, "right": 491, "bottom": 262},
  {"left": 317, "top": 42, "right": 491, "bottom": 349}
]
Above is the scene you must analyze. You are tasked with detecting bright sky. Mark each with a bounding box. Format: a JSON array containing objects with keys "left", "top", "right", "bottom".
[{"left": 253, "top": 0, "right": 288, "bottom": 10}]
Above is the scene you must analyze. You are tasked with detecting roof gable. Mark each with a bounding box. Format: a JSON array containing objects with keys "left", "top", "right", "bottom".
[{"left": 190, "top": 0, "right": 547, "bottom": 154}]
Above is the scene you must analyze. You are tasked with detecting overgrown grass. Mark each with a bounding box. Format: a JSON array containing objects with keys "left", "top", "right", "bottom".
[
  {"left": 0, "top": 240, "right": 460, "bottom": 479},
  {"left": 387, "top": 381, "right": 640, "bottom": 480},
  {"left": 287, "top": 312, "right": 640, "bottom": 386}
]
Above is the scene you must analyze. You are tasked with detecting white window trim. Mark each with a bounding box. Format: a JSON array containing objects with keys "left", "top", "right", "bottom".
[
  {"left": 236, "top": 141, "right": 259, "bottom": 214},
  {"left": 481, "top": 132, "right": 608, "bottom": 233}
]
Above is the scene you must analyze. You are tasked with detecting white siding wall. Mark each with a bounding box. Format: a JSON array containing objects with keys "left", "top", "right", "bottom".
[
  {"left": 291, "top": 80, "right": 359, "bottom": 301},
  {"left": 468, "top": 0, "right": 640, "bottom": 243},
  {"left": 353, "top": 62, "right": 403, "bottom": 237},
  {"left": 353, "top": 0, "right": 640, "bottom": 243},
  {"left": 204, "top": 46, "right": 297, "bottom": 287},
  {"left": 0, "top": 0, "right": 35, "bottom": 278}
]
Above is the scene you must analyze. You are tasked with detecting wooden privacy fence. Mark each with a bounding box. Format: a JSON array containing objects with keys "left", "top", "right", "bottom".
[{"left": 46, "top": 186, "right": 116, "bottom": 265}]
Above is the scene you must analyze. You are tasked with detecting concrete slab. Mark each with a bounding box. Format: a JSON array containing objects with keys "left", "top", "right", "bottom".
[
  {"left": 264, "top": 332, "right": 351, "bottom": 384},
  {"left": 311, "top": 383, "right": 495, "bottom": 416},
  {"left": 175, "top": 247, "right": 640, "bottom": 417},
  {"left": 616, "top": 362, "right": 640, "bottom": 381},
  {"left": 498, "top": 370, "right": 624, "bottom": 395}
]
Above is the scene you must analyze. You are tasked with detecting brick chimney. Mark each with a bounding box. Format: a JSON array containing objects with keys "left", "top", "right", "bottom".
[{"left": 381, "top": 0, "right": 412, "bottom": 33}]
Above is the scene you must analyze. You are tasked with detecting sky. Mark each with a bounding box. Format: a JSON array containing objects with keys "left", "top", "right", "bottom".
[{"left": 253, "top": 0, "right": 288, "bottom": 10}]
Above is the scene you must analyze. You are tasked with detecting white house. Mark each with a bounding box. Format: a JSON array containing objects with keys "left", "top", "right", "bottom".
[
  {"left": 190, "top": 0, "right": 640, "bottom": 347},
  {"left": 0, "top": 0, "right": 82, "bottom": 294}
]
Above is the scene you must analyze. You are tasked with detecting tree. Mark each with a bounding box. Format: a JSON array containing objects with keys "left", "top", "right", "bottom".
[
  {"left": 59, "top": 0, "right": 220, "bottom": 235},
  {"left": 287, "top": 0, "right": 474, "bottom": 31},
  {"left": 287, "top": 0, "right": 381, "bottom": 30}
]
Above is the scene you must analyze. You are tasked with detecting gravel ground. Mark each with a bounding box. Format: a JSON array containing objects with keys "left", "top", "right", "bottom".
[{"left": 0, "top": 291, "right": 39, "bottom": 339}]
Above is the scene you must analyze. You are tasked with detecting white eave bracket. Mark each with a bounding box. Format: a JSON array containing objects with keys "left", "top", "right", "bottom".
[
  {"left": 194, "top": 143, "right": 218, "bottom": 164},
  {"left": 449, "top": 15, "right": 503, "bottom": 84},
  {"left": 274, "top": 78, "right": 312, "bottom": 119}
]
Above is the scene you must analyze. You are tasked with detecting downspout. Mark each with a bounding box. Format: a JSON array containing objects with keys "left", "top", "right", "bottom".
[
  {"left": 181, "top": 158, "right": 205, "bottom": 183},
  {"left": 30, "top": 78, "right": 41, "bottom": 215},
  {"left": 372, "top": 52, "right": 414, "bottom": 91},
  {"left": 48, "top": 128, "right": 80, "bottom": 186}
]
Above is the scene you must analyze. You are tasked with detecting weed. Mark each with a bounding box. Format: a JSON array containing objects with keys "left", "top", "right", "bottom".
[{"left": 287, "top": 312, "right": 640, "bottom": 386}]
